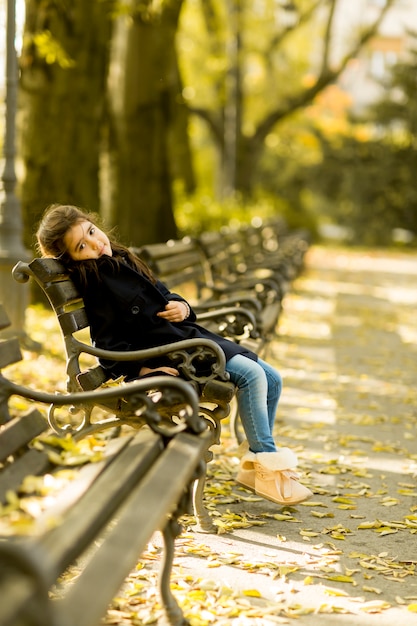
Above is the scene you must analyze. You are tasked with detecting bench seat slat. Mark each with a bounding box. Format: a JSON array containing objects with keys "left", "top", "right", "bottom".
[
  {"left": 0, "top": 411, "right": 48, "bottom": 462},
  {"left": 35, "top": 436, "right": 133, "bottom": 527},
  {"left": 0, "top": 338, "right": 23, "bottom": 369},
  {"left": 58, "top": 431, "right": 207, "bottom": 626},
  {"left": 0, "top": 448, "right": 50, "bottom": 502},
  {"left": 39, "top": 428, "right": 165, "bottom": 574}
]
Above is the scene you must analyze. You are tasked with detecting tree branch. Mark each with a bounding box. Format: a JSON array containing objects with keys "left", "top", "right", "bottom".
[
  {"left": 187, "top": 105, "right": 224, "bottom": 147},
  {"left": 321, "top": 0, "right": 337, "bottom": 74},
  {"left": 268, "top": 0, "right": 324, "bottom": 54},
  {"left": 253, "top": 0, "right": 397, "bottom": 145}
]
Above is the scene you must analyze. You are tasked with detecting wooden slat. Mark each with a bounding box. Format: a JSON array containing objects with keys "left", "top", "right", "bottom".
[
  {"left": 77, "top": 365, "right": 107, "bottom": 391},
  {"left": 59, "top": 431, "right": 207, "bottom": 626},
  {"left": 44, "top": 280, "right": 83, "bottom": 310},
  {"left": 0, "top": 410, "right": 48, "bottom": 462},
  {"left": 29, "top": 257, "right": 68, "bottom": 282},
  {"left": 38, "top": 429, "right": 165, "bottom": 574},
  {"left": 0, "top": 305, "right": 11, "bottom": 330},
  {"left": 34, "top": 435, "right": 133, "bottom": 528},
  {"left": 0, "top": 338, "right": 23, "bottom": 369},
  {"left": 155, "top": 252, "right": 203, "bottom": 277},
  {"left": 0, "top": 448, "right": 51, "bottom": 502},
  {"left": 58, "top": 308, "right": 89, "bottom": 334}
]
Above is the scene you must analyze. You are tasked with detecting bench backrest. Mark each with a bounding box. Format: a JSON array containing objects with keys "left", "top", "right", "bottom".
[
  {"left": 0, "top": 305, "right": 34, "bottom": 424},
  {"left": 13, "top": 258, "right": 108, "bottom": 392},
  {"left": 197, "top": 228, "right": 243, "bottom": 284},
  {"left": 135, "top": 238, "right": 214, "bottom": 301},
  {"left": 135, "top": 220, "right": 305, "bottom": 301},
  {"left": 0, "top": 304, "right": 50, "bottom": 499},
  {"left": 21, "top": 258, "right": 88, "bottom": 331}
]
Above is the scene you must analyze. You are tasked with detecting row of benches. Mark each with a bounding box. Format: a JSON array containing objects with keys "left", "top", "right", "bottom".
[
  {"left": 1, "top": 218, "right": 310, "bottom": 626},
  {"left": 137, "top": 221, "right": 310, "bottom": 440},
  {"left": 139, "top": 220, "right": 310, "bottom": 355}
]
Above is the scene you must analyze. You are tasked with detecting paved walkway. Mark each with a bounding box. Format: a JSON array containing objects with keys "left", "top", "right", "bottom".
[{"left": 106, "top": 246, "right": 417, "bottom": 626}]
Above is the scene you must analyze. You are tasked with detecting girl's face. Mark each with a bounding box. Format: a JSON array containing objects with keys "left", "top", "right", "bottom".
[{"left": 63, "top": 220, "right": 112, "bottom": 261}]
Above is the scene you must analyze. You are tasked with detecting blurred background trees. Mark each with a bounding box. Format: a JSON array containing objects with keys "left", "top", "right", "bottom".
[
  {"left": 4, "top": 0, "right": 416, "bottom": 249},
  {"left": 300, "top": 29, "right": 417, "bottom": 246}
]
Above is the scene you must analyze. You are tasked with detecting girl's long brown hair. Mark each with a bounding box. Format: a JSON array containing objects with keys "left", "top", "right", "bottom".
[{"left": 36, "top": 204, "right": 156, "bottom": 286}]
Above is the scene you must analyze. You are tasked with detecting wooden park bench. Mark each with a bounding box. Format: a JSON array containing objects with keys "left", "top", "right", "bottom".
[
  {"left": 0, "top": 303, "right": 211, "bottom": 626},
  {"left": 134, "top": 235, "right": 287, "bottom": 445},
  {"left": 136, "top": 237, "right": 281, "bottom": 358},
  {"left": 135, "top": 220, "right": 310, "bottom": 441},
  {"left": 136, "top": 219, "right": 310, "bottom": 357},
  {"left": 196, "top": 218, "right": 311, "bottom": 306},
  {"left": 12, "top": 257, "right": 236, "bottom": 533}
]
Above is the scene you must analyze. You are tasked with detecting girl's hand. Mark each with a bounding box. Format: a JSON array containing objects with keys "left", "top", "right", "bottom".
[
  {"left": 157, "top": 301, "right": 189, "bottom": 322},
  {"left": 139, "top": 366, "right": 179, "bottom": 377}
]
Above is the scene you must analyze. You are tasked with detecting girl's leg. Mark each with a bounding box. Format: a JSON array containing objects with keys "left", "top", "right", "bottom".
[
  {"left": 257, "top": 357, "right": 282, "bottom": 435},
  {"left": 226, "top": 354, "right": 312, "bottom": 505},
  {"left": 225, "top": 354, "right": 281, "bottom": 453}
]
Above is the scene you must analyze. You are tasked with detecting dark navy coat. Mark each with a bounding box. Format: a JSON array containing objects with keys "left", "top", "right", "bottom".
[{"left": 72, "top": 256, "right": 257, "bottom": 380}]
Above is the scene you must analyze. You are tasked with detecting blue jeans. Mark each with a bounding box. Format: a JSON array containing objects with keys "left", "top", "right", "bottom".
[{"left": 225, "top": 354, "right": 282, "bottom": 453}]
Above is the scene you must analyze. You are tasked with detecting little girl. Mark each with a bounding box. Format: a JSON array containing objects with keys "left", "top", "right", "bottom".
[{"left": 36, "top": 204, "right": 312, "bottom": 506}]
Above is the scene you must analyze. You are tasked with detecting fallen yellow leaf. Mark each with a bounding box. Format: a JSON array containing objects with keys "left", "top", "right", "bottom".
[
  {"left": 363, "top": 585, "right": 382, "bottom": 594},
  {"left": 242, "top": 589, "right": 262, "bottom": 597}
]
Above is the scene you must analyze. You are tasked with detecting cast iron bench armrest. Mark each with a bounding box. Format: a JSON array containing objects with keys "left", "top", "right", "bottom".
[
  {"left": 66, "top": 335, "right": 229, "bottom": 383},
  {"left": 0, "top": 369, "right": 203, "bottom": 436}
]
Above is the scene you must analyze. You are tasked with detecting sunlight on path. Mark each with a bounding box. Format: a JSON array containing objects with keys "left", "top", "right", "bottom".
[{"left": 143, "top": 245, "right": 417, "bottom": 626}]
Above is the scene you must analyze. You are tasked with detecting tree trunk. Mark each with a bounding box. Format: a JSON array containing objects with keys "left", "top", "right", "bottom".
[
  {"left": 107, "top": 0, "right": 185, "bottom": 246},
  {"left": 168, "top": 57, "right": 196, "bottom": 195},
  {"left": 19, "top": 0, "right": 114, "bottom": 249}
]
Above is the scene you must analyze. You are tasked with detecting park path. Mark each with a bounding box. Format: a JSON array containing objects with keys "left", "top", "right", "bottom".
[{"left": 105, "top": 245, "right": 417, "bottom": 626}]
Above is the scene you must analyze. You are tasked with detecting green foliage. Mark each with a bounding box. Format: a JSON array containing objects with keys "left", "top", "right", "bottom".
[
  {"left": 174, "top": 185, "right": 317, "bottom": 238},
  {"left": 177, "top": 0, "right": 319, "bottom": 196},
  {"left": 299, "top": 32, "right": 417, "bottom": 247},
  {"left": 110, "top": 0, "right": 162, "bottom": 20},
  {"left": 28, "top": 30, "right": 75, "bottom": 67},
  {"left": 368, "top": 37, "right": 417, "bottom": 139},
  {"left": 174, "top": 188, "right": 255, "bottom": 235},
  {"left": 303, "top": 133, "right": 417, "bottom": 246},
  {"left": 18, "top": 0, "right": 399, "bottom": 246}
]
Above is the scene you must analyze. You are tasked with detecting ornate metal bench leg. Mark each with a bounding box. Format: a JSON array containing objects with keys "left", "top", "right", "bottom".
[
  {"left": 229, "top": 396, "right": 244, "bottom": 445},
  {"left": 192, "top": 467, "right": 216, "bottom": 533},
  {"left": 159, "top": 519, "right": 189, "bottom": 626}
]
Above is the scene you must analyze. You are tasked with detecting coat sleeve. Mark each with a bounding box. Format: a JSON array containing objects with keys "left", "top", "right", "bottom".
[
  {"left": 77, "top": 267, "right": 150, "bottom": 379},
  {"left": 154, "top": 279, "right": 197, "bottom": 322},
  {"left": 78, "top": 263, "right": 199, "bottom": 380}
]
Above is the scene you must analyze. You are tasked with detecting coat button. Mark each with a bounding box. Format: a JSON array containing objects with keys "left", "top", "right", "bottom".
[{"left": 131, "top": 305, "right": 140, "bottom": 314}]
